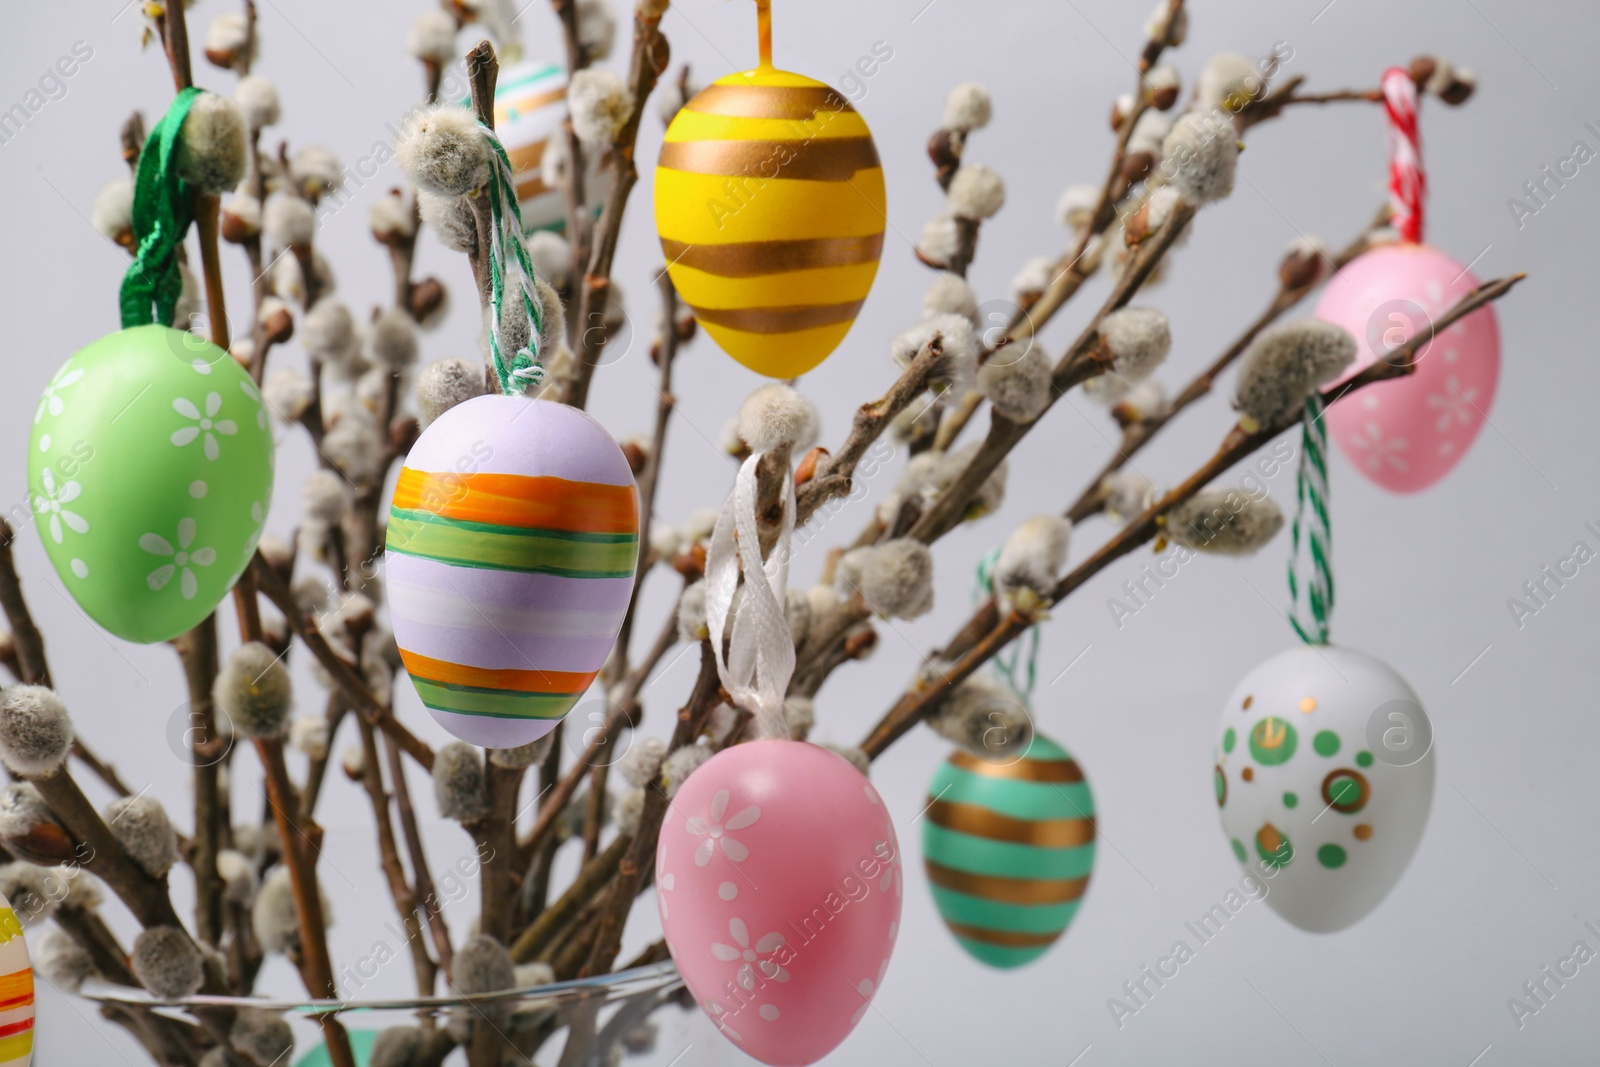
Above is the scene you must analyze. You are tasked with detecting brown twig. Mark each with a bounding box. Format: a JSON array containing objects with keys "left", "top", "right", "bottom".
[
  {"left": 860, "top": 273, "right": 1525, "bottom": 757},
  {"left": 565, "top": 0, "right": 671, "bottom": 410}
]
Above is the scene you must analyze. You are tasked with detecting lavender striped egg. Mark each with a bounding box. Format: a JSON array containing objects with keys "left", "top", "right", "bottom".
[{"left": 384, "top": 395, "right": 639, "bottom": 749}]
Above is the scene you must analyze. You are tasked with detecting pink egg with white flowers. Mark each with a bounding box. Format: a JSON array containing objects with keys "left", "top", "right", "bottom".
[
  {"left": 1316, "top": 243, "right": 1500, "bottom": 493},
  {"left": 657, "top": 740, "right": 903, "bottom": 1067}
]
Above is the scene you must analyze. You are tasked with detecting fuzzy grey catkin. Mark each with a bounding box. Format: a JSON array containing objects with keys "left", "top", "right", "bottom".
[
  {"left": 176, "top": 93, "right": 248, "bottom": 193},
  {"left": 784, "top": 696, "right": 816, "bottom": 741},
  {"left": 232, "top": 1009, "right": 295, "bottom": 1066},
  {"left": 923, "top": 273, "right": 979, "bottom": 323},
  {"left": 890, "top": 313, "right": 978, "bottom": 391},
  {"left": 0, "top": 863, "right": 58, "bottom": 926},
  {"left": 662, "top": 743, "right": 713, "bottom": 798},
  {"left": 978, "top": 345, "right": 1052, "bottom": 423},
  {"left": 677, "top": 580, "right": 709, "bottom": 643},
  {"left": 616, "top": 736, "right": 667, "bottom": 789},
  {"left": 1233, "top": 319, "right": 1357, "bottom": 428},
  {"left": 737, "top": 384, "right": 816, "bottom": 453},
  {"left": 931, "top": 443, "right": 1008, "bottom": 519},
  {"left": 1165, "top": 488, "right": 1285, "bottom": 555},
  {"left": 928, "top": 671, "right": 1034, "bottom": 760},
  {"left": 994, "top": 515, "right": 1072, "bottom": 600},
  {"left": 568, "top": 69, "right": 632, "bottom": 145},
  {"left": 300, "top": 469, "right": 351, "bottom": 525},
  {"left": 0, "top": 782, "right": 55, "bottom": 840},
  {"left": 397, "top": 106, "right": 490, "bottom": 197},
  {"left": 418, "top": 188, "right": 477, "bottom": 253},
  {"left": 943, "top": 81, "right": 992, "bottom": 132},
  {"left": 91, "top": 177, "right": 134, "bottom": 241},
  {"left": 1098, "top": 306, "right": 1171, "bottom": 382},
  {"left": 0, "top": 685, "right": 73, "bottom": 777},
  {"left": 301, "top": 299, "right": 356, "bottom": 361},
  {"left": 131, "top": 926, "right": 205, "bottom": 998},
  {"left": 820, "top": 743, "right": 870, "bottom": 777},
  {"left": 855, "top": 540, "right": 935, "bottom": 620},
  {"left": 946, "top": 164, "right": 1006, "bottom": 220},
  {"left": 234, "top": 75, "right": 280, "bottom": 130},
  {"left": 406, "top": 9, "right": 458, "bottom": 63},
  {"left": 785, "top": 587, "right": 812, "bottom": 647},
  {"left": 489, "top": 734, "right": 554, "bottom": 770},
  {"left": 1160, "top": 110, "right": 1238, "bottom": 204},
  {"left": 104, "top": 794, "right": 180, "bottom": 878},
  {"left": 35, "top": 927, "right": 92, "bottom": 991},
  {"left": 455, "top": 934, "right": 516, "bottom": 994},
  {"left": 263, "top": 192, "right": 315, "bottom": 250},
  {"left": 214, "top": 642, "right": 292, "bottom": 739},
  {"left": 416, "top": 358, "right": 487, "bottom": 429},
  {"left": 366, "top": 307, "right": 420, "bottom": 369},
  {"left": 917, "top": 212, "right": 961, "bottom": 266},
  {"left": 370, "top": 1026, "right": 424, "bottom": 1067},
  {"left": 433, "top": 742, "right": 488, "bottom": 822}
]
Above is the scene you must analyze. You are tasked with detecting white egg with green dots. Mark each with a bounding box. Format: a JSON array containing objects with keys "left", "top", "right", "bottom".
[{"left": 1213, "top": 645, "right": 1435, "bottom": 933}]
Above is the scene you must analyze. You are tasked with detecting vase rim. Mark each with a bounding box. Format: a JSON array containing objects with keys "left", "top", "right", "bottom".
[{"left": 78, "top": 959, "right": 681, "bottom": 1013}]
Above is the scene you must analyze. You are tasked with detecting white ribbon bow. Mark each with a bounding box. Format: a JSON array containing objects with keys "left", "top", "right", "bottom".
[{"left": 703, "top": 451, "right": 797, "bottom": 741}]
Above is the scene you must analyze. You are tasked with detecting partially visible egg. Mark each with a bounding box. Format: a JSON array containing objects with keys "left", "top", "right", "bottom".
[
  {"left": 0, "top": 891, "right": 34, "bottom": 1065},
  {"left": 923, "top": 735, "right": 1096, "bottom": 969},
  {"left": 656, "top": 68, "right": 887, "bottom": 379},
  {"left": 385, "top": 394, "right": 639, "bottom": 749},
  {"left": 1316, "top": 243, "right": 1501, "bottom": 493},
  {"left": 1214, "top": 645, "right": 1435, "bottom": 932},
  {"left": 492, "top": 60, "right": 609, "bottom": 234},
  {"left": 27, "top": 326, "right": 274, "bottom": 644}
]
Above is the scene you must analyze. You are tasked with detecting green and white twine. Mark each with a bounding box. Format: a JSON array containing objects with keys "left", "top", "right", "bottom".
[
  {"left": 481, "top": 123, "right": 547, "bottom": 395},
  {"left": 975, "top": 546, "right": 1041, "bottom": 698},
  {"left": 1287, "top": 393, "right": 1334, "bottom": 645}
]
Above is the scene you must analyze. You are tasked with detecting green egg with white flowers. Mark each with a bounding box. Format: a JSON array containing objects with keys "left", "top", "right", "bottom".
[{"left": 27, "top": 325, "right": 274, "bottom": 644}]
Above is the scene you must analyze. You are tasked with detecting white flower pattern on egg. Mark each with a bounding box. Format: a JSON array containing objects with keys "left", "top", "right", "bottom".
[
  {"left": 711, "top": 917, "right": 790, "bottom": 990},
  {"left": 141, "top": 517, "right": 217, "bottom": 599},
  {"left": 33, "top": 468, "right": 88, "bottom": 545},
  {"left": 1348, "top": 421, "right": 1410, "bottom": 472},
  {"left": 34, "top": 366, "right": 83, "bottom": 424},
  {"left": 686, "top": 789, "right": 760, "bottom": 867},
  {"left": 171, "top": 392, "right": 238, "bottom": 460},
  {"left": 1426, "top": 376, "right": 1478, "bottom": 431}
]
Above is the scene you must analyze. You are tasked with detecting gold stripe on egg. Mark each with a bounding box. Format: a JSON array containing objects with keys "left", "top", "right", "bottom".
[
  {"left": 689, "top": 299, "right": 866, "bottom": 335},
  {"left": 944, "top": 922, "right": 1064, "bottom": 949},
  {"left": 924, "top": 800, "right": 1096, "bottom": 848},
  {"left": 687, "top": 83, "right": 857, "bottom": 120},
  {"left": 507, "top": 139, "right": 548, "bottom": 175},
  {"left": 660, "top": 233, "right": 884, "bottom": 277},
  {"left": 494, "top": 86, "right": 568, "bottom": 126},
  {"left": 950, "top": 750, "right": 1085, "bottom": 784},
  {"left": 657, "top": 137, "right": 881, "bottom": 182},
  {"left": 925, "top": 860, "right": 1090, "bottom": 905}
]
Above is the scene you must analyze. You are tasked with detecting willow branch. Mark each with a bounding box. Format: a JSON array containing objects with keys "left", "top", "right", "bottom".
[
  {"left": 860, "top": 273, "right": 1525, "bottom": 757},
  {"left": 251, "top": 551, "right": 436, "bottom": 770},
  {"left": 1066, "top": 205, "right": 1387, "bottom": 521},
  {"left": 566, "top": 0, "right": 671, "bottom": 410}
]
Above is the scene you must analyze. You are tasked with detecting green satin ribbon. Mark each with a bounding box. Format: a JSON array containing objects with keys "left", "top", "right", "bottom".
[{"left": 120, "top": 86, "right": 204, "bottom": 329}]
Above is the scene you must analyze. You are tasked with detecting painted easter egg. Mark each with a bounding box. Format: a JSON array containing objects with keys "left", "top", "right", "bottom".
[
  {"left": 26, "top": 326, "right": 274, "bottom": 644},
  {"left": 1214, "top": 645, "right": 1435, "bottom": 932},
  {"left": 385, "top": 394, "right": 638, "bottom": 749},
  {"left": 923, "top": 735, "right": 1097, "bottom": 969},
  {"left": 491, "top": 60, "right": 610, "bottom": 234},
  {"left": 1315, "top": 243, "right": 1500, "bottom": 493},
  {"left": 0, "top": 891, "right": 35, "bottom": 1065},
  {"left": 657, "top": 740, "right": 902, "bottom": 1066},
  {"left": 656, "top": 67, "right": 886, "bottom": 379}
]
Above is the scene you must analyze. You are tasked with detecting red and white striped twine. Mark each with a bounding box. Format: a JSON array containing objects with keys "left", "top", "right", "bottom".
[{"left": 1381, "top": 66, "right": 1426, "bottom": 244}]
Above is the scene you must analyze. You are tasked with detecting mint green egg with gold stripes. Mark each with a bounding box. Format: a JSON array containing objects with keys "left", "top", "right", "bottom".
[{"left": 922, "top": 734, "right": 1097, "bottom": 969}]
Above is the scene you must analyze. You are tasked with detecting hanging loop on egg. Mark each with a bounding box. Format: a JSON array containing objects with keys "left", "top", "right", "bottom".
[
  {"left": 480, "top": 123, "right": 548, "bottom": 395},
  {"left": 121, "top": 86, "right": 206, "bottom": 329},
  {"left": 1381, "top": 67, "right": 1426, "bottom": 244}
]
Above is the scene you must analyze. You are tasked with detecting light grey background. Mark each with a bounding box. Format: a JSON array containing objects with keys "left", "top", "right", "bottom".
[{"left": 3, "top": 0, "right": 1597, "bottom": 1063}]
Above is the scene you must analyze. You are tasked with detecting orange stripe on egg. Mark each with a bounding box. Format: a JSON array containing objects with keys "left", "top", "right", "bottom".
[
  {"left": 399, "top": 650, "right": 598, "bottom": 696},
  {"left": 393, "top": 470, "right": 638, "bottom": 535}
]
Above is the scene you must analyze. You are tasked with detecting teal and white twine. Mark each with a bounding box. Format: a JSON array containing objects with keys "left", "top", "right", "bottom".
[
  {"left": 481, "top": 124, "right": 547, "bottom": 395},
  {"left": 1287, "top": 393, "right": 1333, "bottom": 645},
  {"left": 975, "top": 546, "right": 1042, "bottom": 698}
]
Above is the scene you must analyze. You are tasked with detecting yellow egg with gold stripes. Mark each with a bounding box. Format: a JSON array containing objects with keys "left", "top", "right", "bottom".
[
  {"left": 655, "top": 66, "right": 887, "bottom": 379},
  {"left": 922, "top": 735, "right": 1097, "bottom": 969}
]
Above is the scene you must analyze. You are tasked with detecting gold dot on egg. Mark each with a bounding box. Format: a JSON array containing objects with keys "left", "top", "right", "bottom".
[
  {"left": 1241, "top": 767, "right": 1255, "bottom": 782},
  {"left": 1242, "top": 695, "right": 1254, "bottom": 711},
  {"left": 1298, "top": 696, "right": 1318, "bottom": 714},
  {"left": 1354, "top": 824, "right": 1373, "bottom": 841}
]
